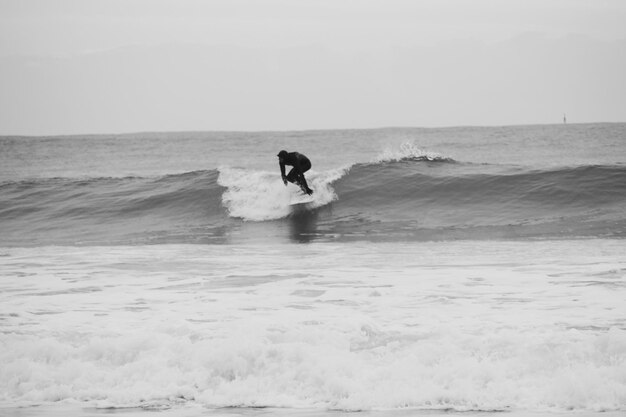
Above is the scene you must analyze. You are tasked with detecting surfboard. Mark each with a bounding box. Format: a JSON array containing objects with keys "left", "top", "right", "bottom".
[
  {"left": 290, "top": 194, "right": 315, "bottom": 205},
  {"left": 296, "top": 181, "right": 313, "bottom": 196},
  {"left": 288, "top": 183, "right": 315, "bottom": 205}
]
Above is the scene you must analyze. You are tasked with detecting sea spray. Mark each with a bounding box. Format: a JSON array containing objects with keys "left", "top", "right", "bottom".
[{"left": 374, "top": 141, "right": 455, "bottom": 163}]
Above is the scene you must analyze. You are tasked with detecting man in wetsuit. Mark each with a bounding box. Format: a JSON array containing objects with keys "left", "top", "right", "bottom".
[{"left": 277, "top": 150, "right": 314, "bottom": 195}]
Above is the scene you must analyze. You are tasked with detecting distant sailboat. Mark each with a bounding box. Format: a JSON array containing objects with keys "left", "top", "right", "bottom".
[{"left": 563, "top": 114, "right": 567, "bottom": 124}]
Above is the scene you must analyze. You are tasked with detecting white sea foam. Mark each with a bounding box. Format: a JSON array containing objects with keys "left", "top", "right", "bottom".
[
  {"left": 1, "top": 241, "right": 625, "bottom": 413},
  {"left": 217, "top": 167, "right": 344, "bottom": 221},
  {"left": 375, "top": 141, "right": 450, "bottom": 163}
]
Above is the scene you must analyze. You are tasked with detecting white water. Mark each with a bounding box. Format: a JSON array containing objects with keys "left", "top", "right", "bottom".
[
  {"left": 1, "top": 240, "right": 625, "bottom": 413},
  {"left": 218, "top": 167, "right": 342, "bottom": 221},
  {"left": 374, "top": 142, "right": 449, "bottom": 163}
]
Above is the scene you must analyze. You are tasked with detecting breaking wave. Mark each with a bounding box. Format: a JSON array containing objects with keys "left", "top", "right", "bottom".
[{"left": 1, "top": 151, "right": 625, "bottom": 245}]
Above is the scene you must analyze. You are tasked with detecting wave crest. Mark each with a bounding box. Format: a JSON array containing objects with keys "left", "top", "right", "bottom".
[{"left": 374, "top": 142, "right": 455, "bottom": 163}]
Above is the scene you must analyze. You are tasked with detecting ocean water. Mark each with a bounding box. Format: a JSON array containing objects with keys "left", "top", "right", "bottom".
[{"left": 0, "top": 124, "right": 625, "bottom": 416}]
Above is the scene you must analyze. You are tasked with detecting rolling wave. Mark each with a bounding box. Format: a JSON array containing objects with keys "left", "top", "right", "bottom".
[
  {"left": 326, "top": 162, "right": 626, "bottom": 240},
  {"left": 1, "top": 158, "right": 625, "bottom": 245},
  {"left": 0, "top": 170, "right": 225, "bottom": 245}
]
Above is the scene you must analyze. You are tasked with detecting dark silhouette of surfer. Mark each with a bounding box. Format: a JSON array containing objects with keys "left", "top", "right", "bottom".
[{"left": 277, "top": 150, "right": 314, "bottom": 195}]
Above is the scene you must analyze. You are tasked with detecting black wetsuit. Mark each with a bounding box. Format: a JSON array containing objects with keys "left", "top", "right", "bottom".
[{"left": 278, "top": 151, "right": 313, "bottom": 195}]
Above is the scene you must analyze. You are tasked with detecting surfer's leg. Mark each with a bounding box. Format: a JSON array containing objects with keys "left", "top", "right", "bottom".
[
  {"left": 297, "top": 174, "right": 313, "bottom": 195},
  {"left": 287, "top": 168, "right": 312, "bottom": 194},
  {"left": 286, "top": 168, "right": 299, "bottom": 185},
  {"left": 295, "top": 160, "right": 312, "bottom": 193},
  {"left": 300, "top": 159, "right": 311, "bottom": 173}
]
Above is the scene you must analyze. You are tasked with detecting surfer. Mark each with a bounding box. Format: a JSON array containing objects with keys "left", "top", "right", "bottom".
[{"left": 277, "top": 150, "right": 314, "bottom": 195}]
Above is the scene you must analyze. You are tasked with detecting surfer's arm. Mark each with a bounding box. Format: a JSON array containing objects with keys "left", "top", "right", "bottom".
[{"left": 279, "top": 161, "right": 287, "bottom": 185}]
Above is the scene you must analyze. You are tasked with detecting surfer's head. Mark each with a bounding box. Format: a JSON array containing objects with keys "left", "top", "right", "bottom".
[{"left": 277, "top": 150, "right": 288, "bottom": 160}]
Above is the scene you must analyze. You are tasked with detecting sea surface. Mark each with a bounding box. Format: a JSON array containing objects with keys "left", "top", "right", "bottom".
[{"left": 1, "top": 124, "right": 625, "bottom": 416}]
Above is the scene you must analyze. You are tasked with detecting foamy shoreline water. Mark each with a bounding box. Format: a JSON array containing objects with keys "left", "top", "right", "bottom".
[
  {"left": 4, "top": 405, "right": 626, "bottom": 417},
  {"left": 1, "top": 240, "right": 625, "bottom": 413}
]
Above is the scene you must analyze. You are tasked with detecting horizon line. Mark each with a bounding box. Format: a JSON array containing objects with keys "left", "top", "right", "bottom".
[{"left": 1, "top": 121, "right": 624, "bottom": 138}]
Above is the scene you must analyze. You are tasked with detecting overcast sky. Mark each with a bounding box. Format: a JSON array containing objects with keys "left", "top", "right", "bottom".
[{"left": 1, "top": 0, "right": 625, "bottom": 135}]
